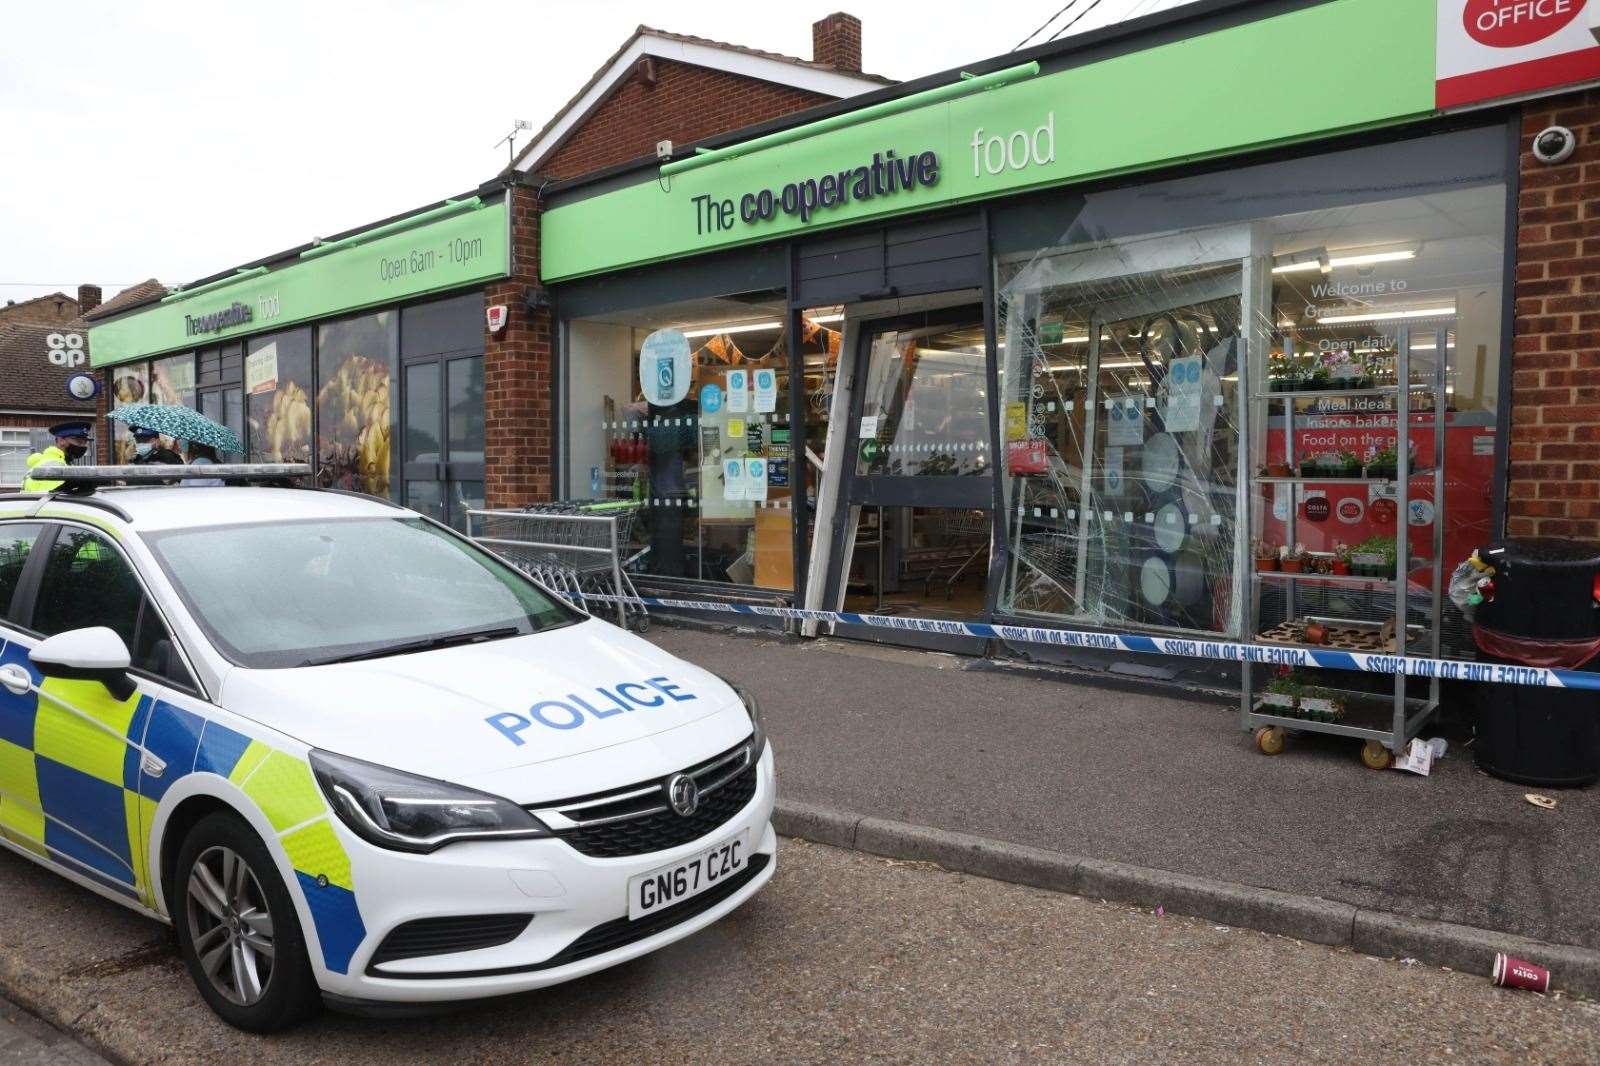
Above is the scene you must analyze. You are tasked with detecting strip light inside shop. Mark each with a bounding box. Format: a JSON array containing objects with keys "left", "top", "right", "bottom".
[
  {"left": 1272, "top": 249, "right": 1418, "bottom": 275},
  {"left": 682, "top": 311, "right": 843, "bottom": 338}
]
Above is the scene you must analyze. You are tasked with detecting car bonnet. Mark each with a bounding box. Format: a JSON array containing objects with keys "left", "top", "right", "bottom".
[{"left": 215, "top": 618, "right": 755, "bottom": 804}]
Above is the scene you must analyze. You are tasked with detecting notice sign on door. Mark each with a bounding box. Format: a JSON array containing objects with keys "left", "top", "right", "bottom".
[
  {"left": 1436, "top": 0, "right": 1600, "bottom": 109},
  {"left": 245, "top": 343, "right": 279, "bottom": 395},
  {"left": 722, "top": 457, "right": 747, "bottom": 500},
  {"left": 753, "top": 368, "right": 777, "bottom": 413},
  {"left": 1162, "top": 356, "right": 1204, "bottom": 433},
  {"left": 726, "top": 369, "right": 750, "bottom": 413}
]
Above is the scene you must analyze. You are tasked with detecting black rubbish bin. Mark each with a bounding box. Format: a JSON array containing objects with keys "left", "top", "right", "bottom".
[{"left": 1473, "top": 538, "right": 1600, "bottom": 787}]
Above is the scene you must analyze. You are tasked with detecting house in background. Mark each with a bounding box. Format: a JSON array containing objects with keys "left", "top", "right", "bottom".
[
  {"left": 0, "top": 280, "right": 164, "bottom": 485},
  {"left": 0, "top": 288, "right": 90, "bottom": 327}
]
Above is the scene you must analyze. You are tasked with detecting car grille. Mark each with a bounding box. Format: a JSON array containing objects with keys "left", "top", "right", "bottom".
[
  {"left": 536, "top": 853, "right": 770, "bottom": 971},
  {"left": 367, "top": 913, "right": 533, "bottom": 970},
  {"left": 527, "top": 738, "right": 758, "bottom": 859},
  {"left": 368, "top": 852, "right": 771, "bottom": 980}
]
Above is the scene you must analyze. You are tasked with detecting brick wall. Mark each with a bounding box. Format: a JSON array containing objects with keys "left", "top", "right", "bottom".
[
  {"left": 484, "top": 185, "right": 552, "bottom": 507},
  {"left": 539, "top": 58, "right": 833, "bottom": 181},
  {"left": 812, "top": 12, "right": 862, "bottom": 73},
  {"left": 1508, "top": 88, "right": 1600, "bottom": 541}
]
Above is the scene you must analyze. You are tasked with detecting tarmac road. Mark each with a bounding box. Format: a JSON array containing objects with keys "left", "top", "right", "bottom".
[{"left": 0, "top": 836, "right": 1595, "bottom": 1064}]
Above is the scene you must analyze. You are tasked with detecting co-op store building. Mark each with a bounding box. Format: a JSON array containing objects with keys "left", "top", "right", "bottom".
[{"left": 89, "top": 0, "right": 1600, "bottom": 682}]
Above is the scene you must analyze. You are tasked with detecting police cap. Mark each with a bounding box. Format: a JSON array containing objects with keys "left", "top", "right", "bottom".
[{"left": 49, "top": 421, "right": 91, "bottom": 440}]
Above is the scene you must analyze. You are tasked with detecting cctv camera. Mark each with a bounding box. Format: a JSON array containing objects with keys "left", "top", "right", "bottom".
[{"left": 1532, "top": 126, "right": 1577, "bottom": 166}]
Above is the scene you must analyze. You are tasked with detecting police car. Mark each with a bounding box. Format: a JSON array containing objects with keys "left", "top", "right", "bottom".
[{"left": 0, "top": 464, "right": 775, "bottom": 1031}]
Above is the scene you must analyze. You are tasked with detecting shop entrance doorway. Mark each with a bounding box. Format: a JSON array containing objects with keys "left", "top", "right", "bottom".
[
  {"left": 820, "top": 307, "right": 995, "bottom": 652},
  {"left": 401, "top": 352, "right": 485, "bottom": 531}
]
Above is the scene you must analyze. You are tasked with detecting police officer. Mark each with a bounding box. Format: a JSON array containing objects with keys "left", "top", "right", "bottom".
[
  {"left": 128, "top": 427, "right": 183, "bottom": 466},
  {"left": 22, "top": 421, "right": 91, "bottom": 492}
]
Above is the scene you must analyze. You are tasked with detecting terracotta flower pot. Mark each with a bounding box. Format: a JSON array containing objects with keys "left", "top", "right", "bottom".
[
  {"left": 1281, "top": 559, "right": 1305, "bottom": 573},
  {"left": 1256, "top": 556, "right": 1279, "bottom": 572}
]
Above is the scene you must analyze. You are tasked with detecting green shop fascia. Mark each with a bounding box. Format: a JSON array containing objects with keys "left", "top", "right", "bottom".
[
  {"left": 88, "top": 191, "right": 510, "bottom": 525},
  {"left": 536, "top": 0, "right": 1532, "bottom": 682}
]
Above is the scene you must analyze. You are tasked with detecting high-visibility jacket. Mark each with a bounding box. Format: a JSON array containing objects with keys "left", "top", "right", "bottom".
[{"left": 21, "top": 445, "right": 65, "bottom": 492}]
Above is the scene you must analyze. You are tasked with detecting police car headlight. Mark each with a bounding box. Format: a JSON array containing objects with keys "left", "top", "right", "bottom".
[
  {"left": 726, "top": 680, "right": 765, "bottom": 757},
  {"left": 310, "top": 750, "right": 552, "bottom": 854}
]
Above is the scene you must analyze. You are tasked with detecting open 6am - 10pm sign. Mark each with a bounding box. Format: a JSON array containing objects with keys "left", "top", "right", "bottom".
[
  {"left": 88, "top": 199, "right": 509, "bottom": 367},
  {"left": 1437, "top": 0, "right": 1600, "bottom": 108}
]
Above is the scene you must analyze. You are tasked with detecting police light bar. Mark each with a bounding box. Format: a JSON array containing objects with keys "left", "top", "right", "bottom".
[{"left": 30, "top": 463, "right": 312, "bottom": 486}]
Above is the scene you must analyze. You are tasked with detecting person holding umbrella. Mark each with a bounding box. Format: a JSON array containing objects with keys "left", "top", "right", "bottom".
[
  {"left": 22, "top": 421, "right": 91, "bottom": 492},
  {"left": 128, "top": 427, "right": 183, "bottom": 466},
  {"left": 182, "top": 441, "right": 224, "bottom": 487}
]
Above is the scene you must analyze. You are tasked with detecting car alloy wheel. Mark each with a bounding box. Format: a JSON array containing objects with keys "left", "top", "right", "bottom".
[{"left": 186, "top": 844, "right": 276, "bottom": 1006}]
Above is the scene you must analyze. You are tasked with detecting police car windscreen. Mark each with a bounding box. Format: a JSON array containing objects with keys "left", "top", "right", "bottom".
[{"left": 144, "top": 517, "right": 577, "bottom": 669}]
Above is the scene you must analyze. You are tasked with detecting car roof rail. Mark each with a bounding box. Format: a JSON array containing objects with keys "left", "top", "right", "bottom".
[
  {"left": 300, "top": 485, "right": 407, "bottom": 510},
  {"left": 27, "top": 464, "right": 313, "bottom": 496},
  {"left": 40, "top": 495, "right": 136, "bottom": 523}
]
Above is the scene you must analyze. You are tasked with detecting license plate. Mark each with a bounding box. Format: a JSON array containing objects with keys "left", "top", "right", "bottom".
[{"left": 628, "top": 831, "right": 750, "bottom": 920}]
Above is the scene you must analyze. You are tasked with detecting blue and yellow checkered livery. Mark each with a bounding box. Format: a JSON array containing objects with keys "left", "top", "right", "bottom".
[{"left": 0, "top": 638, "right": 367, "bottom": 974}]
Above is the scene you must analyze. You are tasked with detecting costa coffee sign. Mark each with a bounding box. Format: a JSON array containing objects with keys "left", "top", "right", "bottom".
[{"left": 1437, "top": 0, "right": 1600, "bottom": 109}]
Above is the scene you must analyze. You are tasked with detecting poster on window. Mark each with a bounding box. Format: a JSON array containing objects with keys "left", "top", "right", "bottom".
[
  {"left": 317, "top": 312, "right": 395, "bottom": 496},
  {"left": 753, "top": 367, "right": 778, "bottom": 413},
  {"left": 150, "top": 354, "right": 195, "bottom": 406},
  {"left": 722, "top": 456, "right": 747, "bottom": 500},
  {"left": 726, "top": 369, "right": 750, "bottom": 413},
  {"left": 109, "top": 364, "right": 148, "bottom": 463},
  {"left": 1162, "top": 356, "right": 1203, "bottom": 433},
  {"left": 639, "top": 329, "right": 691, "bottom": 406},
  {"left": 745, "top": 457, "right": 768, "bottom": 501},
  {"left": 1107, "top": 400, "right": 1144, "bottom": 446}
]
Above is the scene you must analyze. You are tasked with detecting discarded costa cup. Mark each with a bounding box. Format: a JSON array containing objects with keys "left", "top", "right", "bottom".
[{"left": 1492, "top": 953, "right": 1550, "bottom": 993}]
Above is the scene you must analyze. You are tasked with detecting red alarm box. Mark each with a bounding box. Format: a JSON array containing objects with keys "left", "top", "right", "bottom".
[{"left": 1007, "top": 440, "right": 1049, "bottom": 475}]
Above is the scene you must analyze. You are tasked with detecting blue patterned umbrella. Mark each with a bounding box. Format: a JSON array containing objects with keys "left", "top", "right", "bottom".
[{"left": 109, "top": 403, "right": 243, "bottom": 453}]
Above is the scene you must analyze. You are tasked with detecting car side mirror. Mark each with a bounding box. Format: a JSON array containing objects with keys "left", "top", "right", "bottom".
[{"left": 29, "top": 627, "right": 137, "bottom": 701}]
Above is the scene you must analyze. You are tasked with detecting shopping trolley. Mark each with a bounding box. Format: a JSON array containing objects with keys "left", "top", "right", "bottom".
[{"left": 466, "top": 501, "right": 650, "bottom": 631}]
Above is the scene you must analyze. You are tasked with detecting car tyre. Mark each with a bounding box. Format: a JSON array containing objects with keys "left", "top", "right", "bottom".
[{"left": 173, "top": 811, "right": 322, "bottom": 1032}]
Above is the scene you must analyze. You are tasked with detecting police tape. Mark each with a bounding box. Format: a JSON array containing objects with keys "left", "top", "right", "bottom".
[{"left": 583, "top": 593, "right": 1600, "bottom": 691}]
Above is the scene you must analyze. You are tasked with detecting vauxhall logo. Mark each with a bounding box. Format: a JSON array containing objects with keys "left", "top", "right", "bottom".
[{"left": 184, "top": 301, "right": 253, "bottom": 337}]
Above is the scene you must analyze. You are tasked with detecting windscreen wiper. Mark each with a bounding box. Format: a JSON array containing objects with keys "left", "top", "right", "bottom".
[{"left": 300, "top": 625, "right": 524, "bottom": 667}]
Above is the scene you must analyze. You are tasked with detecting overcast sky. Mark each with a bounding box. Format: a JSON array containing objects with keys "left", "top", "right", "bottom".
[{"left": 0, "top": 0, "right": 1186, "bottom": 307}]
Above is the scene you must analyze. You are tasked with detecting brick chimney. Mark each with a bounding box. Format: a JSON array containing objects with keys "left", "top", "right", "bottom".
[
  {"left": 77, "top": 284, "right": 102, "bottom": 317},
  {"left": 812, "top": 12, "right": 862, "bottom": 73}
]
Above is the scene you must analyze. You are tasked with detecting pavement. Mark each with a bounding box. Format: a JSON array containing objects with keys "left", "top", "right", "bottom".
[
  {"left": 644, "top": 625, "right": 1600, "bottom": 955},
  {"left": 1, "top": 834, "right": 1597, "bottom": 1063},
  {"left": 0, "top": 997, "right": 105, "bottom": 1065}
]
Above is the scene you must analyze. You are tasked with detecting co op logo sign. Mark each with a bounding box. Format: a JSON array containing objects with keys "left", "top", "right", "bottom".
[
  {"left": 1462, "top": 0, "right": 1585, "bottom": 47},
  {"left": 45, "top": 333, "right": 86, "bottom": 367}
]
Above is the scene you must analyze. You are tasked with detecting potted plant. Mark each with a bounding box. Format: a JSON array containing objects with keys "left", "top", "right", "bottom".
[
  {"left": 1352, "top": 534, "right": 1398, "bottom": 577},
  {"left": 1308, "top": 364, "right": 1333, "bottom": 391},
  {"left": 1338, "top": 450, "right": 1362, "bottom": 477},
  {"left": 1328, "top": 350, "right": 1363, "bottom": 389},
  {"left": 1254, "top": 540, "right": 1279, "bottom": 572},
  {"left": 1355, "top": 356, "right": 1377, "bottom": 391},
  {"left": 1365, "top": 444, "right": 1398, "bottom": 480},
  {"left": 1263, "top": 459, "right": 1292, "bottom": 478},
  {"left": 1331, "top": 543, "right": 1352, "bottom": 576},
  {"left": 1280, "top": 545, "right": 1307, "bottom": 573},
  {"left": 1300, "top": 451, "right": 1341, "bottom": 478},
  {"left": 1311, "top": 553, "right": 1334, "bottom": 575},
  {"left": 1261, "top": 675, "right": 1347, "bottom": 721},
  {"left": 1267, "top": 356, "right": 1293, "bottom": 393}
]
